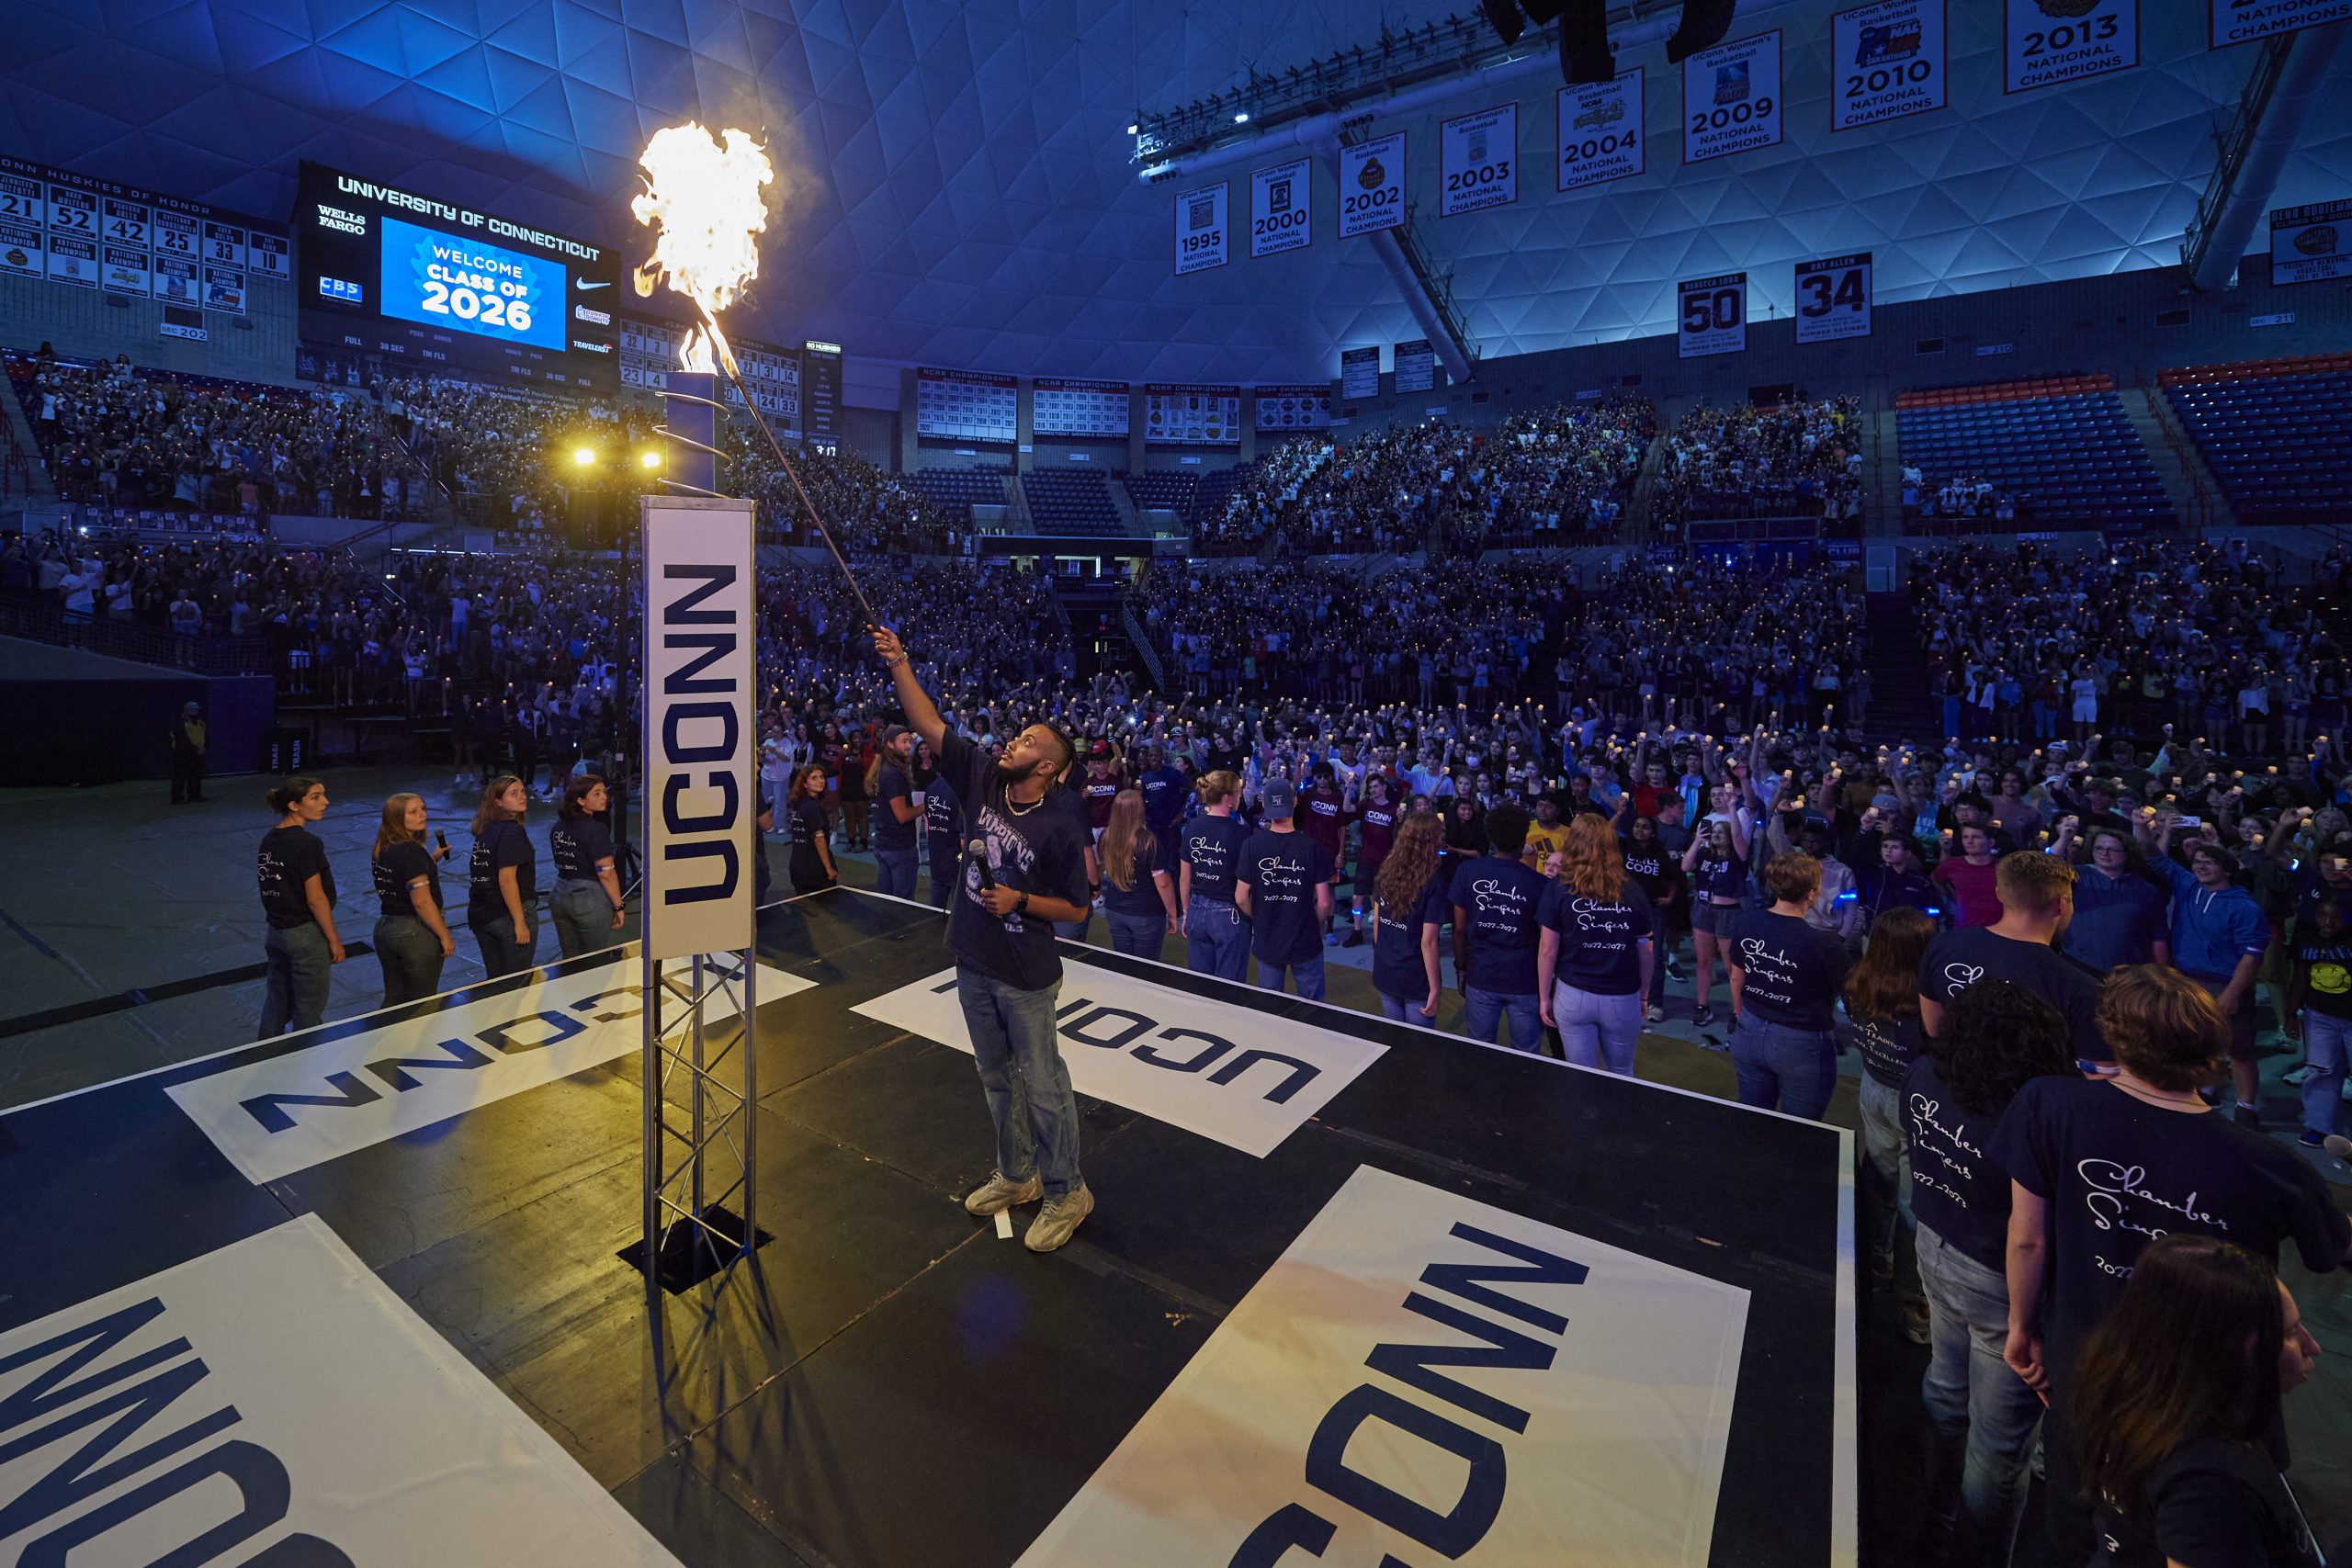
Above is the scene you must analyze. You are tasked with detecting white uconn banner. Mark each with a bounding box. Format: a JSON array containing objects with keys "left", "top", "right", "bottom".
[
  {"left": 854, "top": 963, "right": 1386, "bottom": 1157},
  {"left": 0, "top": 1215, "right": 681, "bottom": 1567},
  {"left": 1018, "top": 1167, "right": 1749, "bottom": 1566}
]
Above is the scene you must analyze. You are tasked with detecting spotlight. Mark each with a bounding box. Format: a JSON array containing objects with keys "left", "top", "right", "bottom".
[
  {"left": 1126, "top": 122, "right": 1138, "bottom": 135},
  {"left": 1234, "top": 110, "right": 1250, "bottom": 123},
  {"left": 639, "top": 449, "right": 662, "bottom": 470},
  {"left": 572, "top": 446, "right": 597, "bottom": 467}
]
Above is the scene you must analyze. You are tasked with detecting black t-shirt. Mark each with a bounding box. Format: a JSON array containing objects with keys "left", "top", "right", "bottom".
[
  {"left": 468, "top": 818, "right": 535, "bottom": 912},
  {"left": 1240, "top": 829, "right": 1335, "bottom": 965},
  {"left": 1373, "top": 873, "right": 1451, "bottom": 1002},
  {"left": 1537, "top": 879, "right": 1655, "bottom": 997},
  {"left": 2293, "top": 933, "right": 2352, "bottom": 1020},
  {"left": 789, "top": 796, "right": 833, "bottom": 887},
  {"left": 372, "top": 840, "right": 439, "bottom": 920},
  {"left": 1728, "top": 909, "right": 1851, "bottom": 1030},
  {"left": 1899, "top": 1056, "right": 2018, "bottom": 1270},
  {"left": 874, "top": 762, "right": 916, "bottom": 850},
  {"left": 1988, "top": 1077, "right": 2351, "bottom": 1371},
  {"left": 1919, "top": 926, "right": 2109, "bottom": 1062},
  {"left": 1852, "top": 1006, "right": 1927, "bottom": 1088},
  {"left": 2094, "top": 1438, "right": 2321, "bottom": 1568},
  {"left": 942, "top": 731, "right": 1089, "bottom": 990},
  {"left": 923, "top": 769, "right": 962, "bottom": 844},
  {"left": 1448, "top": 855, "right": 1551, "bottom": 996},
  {"left": 1140, "top": 766, "right": 1188, "bottom": 833},
  {"left": 258, "top": 825, "right": 334, "bottom": 930},
  {"left": 1102, "top": 835, "right": 1168, "bottom": 919},
  {"left": 549, "top": 816, "right": 614, "bottom": 882},
  {"left": 1180, "top": 814, "right": 1250, "bottom": 902},
  {"left": 1621, "top": 840, "right": 1686, "bottom": 919}
]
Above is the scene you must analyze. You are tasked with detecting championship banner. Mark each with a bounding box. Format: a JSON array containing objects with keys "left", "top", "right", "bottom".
[
  {"left": 1034, "top": 378, "right": 1131, "bottom": 437},
  {"left": 1254, "top": 384, "right": 1333, "bottom": 431},
  {"left": 1016, "top": 1166, "right": 1749, "bottom": 1567},
  {"left": 2211, "top": 0, "right": 2349, "bottom": 45},
  {"left": 1175, "top": 181, "right": 1229, "bottom": 275},
  {"left": 203, "top": 264, "right": 245, "bottom": 314},
  {"left": 2270, "top": 199, "right": 2352, "bottom": 286},
  {"left": 1556, "top": 72, "right": 1645, "bottom": 191},
  {"left": 643, "top": 497, "right": 757, "bottom": 961},
  {"left": 1678, "top": 272, "right": 1747, "bottom": 357},
  {"left": 1682, "top": 33, "right": 1782, "bottom": 164},
  {"left": 0, "top": 1215, "right": 684, "bottom": 1567},
  {"left": 1832, "top": 0, "right": 1947, "bottom": 130},
  {"left": 1338, "top": 133, "right": 1407, "bottom": 237},
  {"left": 916, "top": 366, "right": 1019, "bottom": 443},
  {"left": 153, "top": 252, "right": 199, "bottom": 303},
  {"left": 1250, "top": 156, "right": 1312, "bottom": 256},
  {"left": 1144, "top": 384, "right": 1242, "bottom": 444},
  {"left": 1440, "top": 103, "right": 1518, "bottom": 217},
  {"left": 1395, "top": 338, "right": 1439, "bottom": 394},
  {"left": 854, "top": 964, "right": 1385, "bottom": 1157},
  {"left": 2004, "top": 0, "right": 2136, "bottom": 92},
  {"left": 1340, "top": 345, "right": 1381, "bottom": 400},
  {"left": 46, "top": 232, "right": 96, "bottom": 288},
  {"left": 0, "top": 219, "right": 43, "bottom": 278},
  {"left": 101, "top": 241, "right": 150, "bottom": 296},
  {"left": 1795, "top": 252, "right": 1873, "bottom": 342}
]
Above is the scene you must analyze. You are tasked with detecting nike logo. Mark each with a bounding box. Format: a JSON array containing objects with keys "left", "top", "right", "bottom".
[{"left": 576, "top": 278, "right": 610, "bottom": 290}]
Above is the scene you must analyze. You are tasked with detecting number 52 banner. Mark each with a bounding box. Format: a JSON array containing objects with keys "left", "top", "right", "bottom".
[{"left": 1679, "top": 273, "right": 1747, "bottom": 358}]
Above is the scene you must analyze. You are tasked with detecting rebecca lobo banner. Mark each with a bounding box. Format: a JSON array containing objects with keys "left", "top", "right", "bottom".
[
  {"left": 1250, "top": 157, "right": 1312, "bottom": 257},
  {"left": 1015, "top": 1166, "right": 1750, "bottom": 1567},
  {"left": 1832, "top": 0, "right": 1947, "bottom": 130},
  {"left": 854, "top": 964, "right": 1385, "bottom": 1157},
  {"left": 2271, "top": 200, "right": 2351, "bottom": 286},
  {"left": 2211, "top": 0, "right": 2346, "bottom": 46},
  {"left": 1557, "top": 73, "right": 1645, "bottom": 191},
  {"left": 0, "top": 1215, "right": 683, "bottom": 1567},
  {"left": 1440, "top": 104, "right": 1518, "bottom": 218},
  {"left": 1176, "top": 181, "right": 1229, "bottom": 275},
  {"left": 2005, "top": 0, "right": 2137, "bottom": 92},
  {"left": 1682, "top": 33, "right": 1782, "bottom": 164},
  {"left": 1339, "top": 134, "right": 1406, "bottom": 238},
  {"left": 1795, "top": 252, "right": 1874, "bottom": 342},
  {"left": 644, "top": 499, "right": 757, "bottom": 961},
  {"left": 1679, "top": 273, "right": 1748, "bottom": 358},
  {"left": 165, "top": 952, "right": 810, "bottom": 1183}
]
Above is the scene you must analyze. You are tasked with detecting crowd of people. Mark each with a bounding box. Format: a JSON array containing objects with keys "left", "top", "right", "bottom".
[{"left": 1655, "top": 394, "right": 1867, "bottom": 536}]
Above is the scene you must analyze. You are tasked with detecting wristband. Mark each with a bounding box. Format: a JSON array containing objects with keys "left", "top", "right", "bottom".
[{"left": 1016, "top": 891, "right": 1030, "bottom": 914}]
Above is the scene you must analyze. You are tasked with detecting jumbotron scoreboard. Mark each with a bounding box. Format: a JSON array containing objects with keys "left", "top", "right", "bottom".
[{"left": 294, "top": 161, "right": 619, "bottom": 392}]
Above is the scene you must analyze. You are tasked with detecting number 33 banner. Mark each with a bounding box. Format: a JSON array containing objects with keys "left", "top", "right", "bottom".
[
  {"left": 1440, "top": 104, "right": 1517, "bottom": 217},
  {"left": 1682, "top": 33, "right": 1782, "bottom": 164},
  {"left": 1679, "top": 273, "right": 1747, "bottom": 358},
  {"left": 1795, "top": 254, "right": 1873, "bottom": 343}
]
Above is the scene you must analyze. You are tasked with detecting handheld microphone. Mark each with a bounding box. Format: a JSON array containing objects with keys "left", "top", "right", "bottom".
[
  {"left": 2326, "top": 1134, "right": 2351, "bottom": 1161},
  {"left": 968, "top": 840, "right": 993, "bottom": 890}
]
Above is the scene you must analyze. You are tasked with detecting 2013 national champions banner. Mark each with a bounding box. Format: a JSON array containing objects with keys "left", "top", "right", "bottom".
[{"left": 0, "top": 153, "right": 287, "bottom": 312}]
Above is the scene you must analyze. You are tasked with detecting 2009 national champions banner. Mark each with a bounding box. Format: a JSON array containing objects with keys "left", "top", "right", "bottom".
[{"left": 0, "top": 153, "right": 285, "bottom": 312}]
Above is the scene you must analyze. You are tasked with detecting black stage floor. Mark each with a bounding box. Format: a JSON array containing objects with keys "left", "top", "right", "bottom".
[{"left": 0, "top": 888, "right": 1853, "bottom": 1567}]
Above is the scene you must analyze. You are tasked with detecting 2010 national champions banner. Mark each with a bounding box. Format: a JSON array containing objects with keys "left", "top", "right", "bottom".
[{"left": 0, "top": 153, "right": 286, "bottom": 311}]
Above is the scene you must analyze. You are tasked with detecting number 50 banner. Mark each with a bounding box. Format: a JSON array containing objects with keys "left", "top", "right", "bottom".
[{"left": 1678, "top": 273, "right": 1747, "bottom": 358}]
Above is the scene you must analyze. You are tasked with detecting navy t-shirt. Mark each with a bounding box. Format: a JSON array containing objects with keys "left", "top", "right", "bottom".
[
  {"left": 942, "top": 731, "right": 1089, "bottom": 990},
  {"left": 1102, "top": 834, "right": 1169, "bottom": 919},
  {"left": 372, "top": 840, "right": 438, "bottom": 920},
  {"left": 550, "top": 816, "right": 614, "bottom": 882},
  {"left": 1240, "top": 829, "right": 1335, "bottom": 965},
  {"left": 1448, "top": 855, "right": 1551, "bottom": 997},
  {"left": 1728, "top": 909, "right": 1851, "bottom": 1030},
  {"left": 258, "top": 825, "right": 334, "bottom": 930},
  {"left": 1690, "top": 847, "right": 1747, "bottom": 901},
  {"left": 1373, "top": 873, "right": 1451, "bottom": 1002},
  {"left": 1140, "top": 765, "right": 1188, "bottom": 833},
  {"left": 1850, "top": 1006, "right": 1926, "bottom": 1088},
  {"left": 1920, "top": 926, "right": 2109, "bottom": 1062},
  {"left": 873, "top": 762, "right": 916, "bottom": 851},
  {"left": 1899, "top": 1055, "right": 2018, "bottom": 1270},
  {"left": 924, "top": 769, "right": 962, "bottom": 845},
  {"left": 1181, "top": 814, "right": 1250, "bottom": 903},
  {"left": 468, "top": 818, "right": 535, "bottom": 914},
  {"left": 1537, "top": 879, "right": 1655, "bottom": 997},
  {"left": 2064, "top": 865, "right": 2167, "bottom": 973}
]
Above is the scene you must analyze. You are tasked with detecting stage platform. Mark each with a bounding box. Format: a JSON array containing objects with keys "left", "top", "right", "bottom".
[{"left": 0, "top": 887, "right": 1854, "bottom": 1567}]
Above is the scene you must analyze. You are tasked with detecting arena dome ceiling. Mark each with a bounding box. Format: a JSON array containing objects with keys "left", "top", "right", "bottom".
[{"left": 3, "top": 0, "right": 2346, "bottom": 384}]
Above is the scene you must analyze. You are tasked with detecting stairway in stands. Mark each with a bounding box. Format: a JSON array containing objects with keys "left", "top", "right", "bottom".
[{"left": 1864, "top": 592, "right": 1939, "bottom": 744}]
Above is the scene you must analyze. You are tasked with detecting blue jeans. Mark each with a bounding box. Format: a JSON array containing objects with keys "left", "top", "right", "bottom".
[
  {"left": 1054, "top": 910, "right": 1092, "bottom": 942},
  {"left": 550, "top": 878, "right": 615, "bottom": 959},
  {"left": 1105, "top": 908, "right": 1166, "bottom": 963},
  {"left": 2302, "top": 1010, "right": 2348, "bottom": 1136},
  {"left": 956, "top": 967, "right": 1082, "bottom": 1200},
  {"left": 874, "top": 846, "right": 920, "bottom": 900},
  {"left": 1253, "top": 953, "right": 1325, "bottom": 1000},
  {"left": 1185, "top": 896, "right": 1249, "bottom": 981},
  {"left": 372, "top": 914, "right": 446, "bottom": 1010},
  {"left": 1941, "top": 695, "right": 1961, "bottom": 738},
  {"left": 473, "top": 900, "right": 539, "bottom": 979},
  {"left": 926, "top": 837, "right": 958, "bottom": 908},
  {"left": 1917, "top": 1223, "right": 2042, "bottom": 1566},
  {"left": 1856, "top": 1072, "right": 1915, "bottom": 1225},
  {"left": 1464, "top": 986, "right": 1542, "bottom": 1052},
  {"left": 1730, "top": 1014, "right": 1838, "bottom": 1118},
  {"left": 258, "top": 921, "right": 333, "bottom": 1038},
  {"left": 1551, "top": 982, "right": 1641, "bottom": 1074},
  {"left": 1379, "top": 991, "right": 1437, "bottom": 1025}
]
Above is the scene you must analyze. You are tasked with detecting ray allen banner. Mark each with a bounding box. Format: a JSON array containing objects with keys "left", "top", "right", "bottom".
[
  {"left": 0, "top": 1214, "right": 683, "bottom": 1566},
  {"left": 1016, "top": 1166, "right": 1750, "bottom": 1567}
]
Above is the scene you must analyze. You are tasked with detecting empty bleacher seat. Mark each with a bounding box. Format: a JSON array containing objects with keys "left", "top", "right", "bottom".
[
  {"left": 1896, "top": 374, "right": 2173, "bottom": 533},
  {"left": 2160, "top": 355, "right": 2352, "bottom": 525}
]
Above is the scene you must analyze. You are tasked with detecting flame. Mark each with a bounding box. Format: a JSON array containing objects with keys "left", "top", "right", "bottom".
[{"left": 630, "top": 122, "right": 775, "bottom": 373}]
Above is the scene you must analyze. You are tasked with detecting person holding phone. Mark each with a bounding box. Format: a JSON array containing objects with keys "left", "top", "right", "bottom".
[{"left": 371, "top": 792, "right": 453, "bottom": 1007}]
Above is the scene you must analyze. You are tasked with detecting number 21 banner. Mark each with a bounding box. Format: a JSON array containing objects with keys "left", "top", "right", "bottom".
[
  {"left": 1440, "top": 104, "right": 1517, "bottom": 217},
  {"left": 1795, "top": 253, "right": 1873, "bottom": 343},
  {"left": 1683, "top": 33, "right": 1782, "bottom": 164},
  {"left": 1679, "top": 273, "right": 1747, "bottom": 358},
  {"left": 2005, "top": 0, "right": 2136, "bottom": 92}
]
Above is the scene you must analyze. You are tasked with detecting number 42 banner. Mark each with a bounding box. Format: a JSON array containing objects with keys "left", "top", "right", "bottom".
[
  {"left": 1679, "top": 273, "right": 1747, "bottom": 358},
  {"left": 1795, "top": 253, "right": 1873, "bottom": 343}
]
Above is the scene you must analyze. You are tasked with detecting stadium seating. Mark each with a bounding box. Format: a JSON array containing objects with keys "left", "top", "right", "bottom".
[
  {"left": 1019, "top": 468, "right": 1124, "bottom": 535},
  {"left": 905, "top": 465, "right": 1012, "bottom": 527},
  {"left": 1895, "top": 373, "right": 2172, "bottom": 532},
  {"left": 1119, "top": 468, "right": 1199, "bottom": 518},
  {"left": 2160, "top": 353, "right": 2352, "bottom": 525}
]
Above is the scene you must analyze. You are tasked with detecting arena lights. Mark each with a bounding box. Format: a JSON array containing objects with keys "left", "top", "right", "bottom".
[
  {"left": 571, "top": 446, "right": 597, "bottom": 467},
  {"left": 639, "top": 449, "right": 662, "bottom": 470}
]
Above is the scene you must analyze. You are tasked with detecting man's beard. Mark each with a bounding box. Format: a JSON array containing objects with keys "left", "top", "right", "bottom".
[{"left": 995, "top": 755, "right": 1032, "bottom": 782}]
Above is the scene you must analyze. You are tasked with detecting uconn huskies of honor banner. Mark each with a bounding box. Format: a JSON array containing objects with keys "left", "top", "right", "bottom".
[
  {"left": 1795, "top": 253, "right": 1874, "bottom": 343},
  {"left": 1679, "top": 273, "right": 1748, "bottom": 358},
  {"left": 0, "top": 1215, "right": 683, "bottom": 1567},
  {"left": 1338, "top": 133, "right": 1407, "bottom": 238},
  {"left": 1250, "top": 158, "right": 1313, "bottom": 257},
  {"left": 1831, "top": 0, "right": 1947, "bottom": 130},
  {"left": 2211, "top": 0, "right": 2348, "bottom": 45},
  {"left": 2271, "top": 199, "right": 2352, "bottom": 286},
  {"left": 1439, "top": 104, "right": 1518, "bottom": 218},
  {"left": 644, "top": 497, "right": 756, "bottom": 962},
  {"left": 1556, "top": 72, "right": 1645, "bottom": 191},
  {"left": 1176, "top": 181, "right": 1230, "bottom": 275},
  {"left": 1015, "top": 1166, "right": 1749, "bottom": 1568},
  {"left": 1682, "top": 33, "right": 1782, "bottom": 164},
  {"left": 2005, "top": 0, "right": 2137, "bottom": 92}
]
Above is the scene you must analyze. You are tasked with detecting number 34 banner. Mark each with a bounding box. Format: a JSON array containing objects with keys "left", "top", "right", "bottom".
[
  {"left": 1795, "top": 253, "right": 1873, "bottom": 343},
  {"left": 1679, "top": 273, "right": 1747, "bottom": 358}
]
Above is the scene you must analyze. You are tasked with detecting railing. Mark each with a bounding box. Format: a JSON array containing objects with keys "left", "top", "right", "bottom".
[
  {"left": 1121, "top": 604, "right": 1169, "bottom": 691},
  {"left": 0, "top": 594, "right": 272, "bottom": 676}
]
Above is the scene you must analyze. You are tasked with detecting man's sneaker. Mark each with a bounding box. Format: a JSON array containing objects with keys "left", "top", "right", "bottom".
[
  {"left": 2233, "top": 1104, "right": 2261, "bottom": 1129},
  {"left": 1023, "top": 1182, "right": 1095, "bottom": 1253},
  {"left": 964, "top": 1169, "right": 1041, "bottom": 1216},
  {"left": 2300, "top": 1129, "right": 2330, "bottom": 1149},
  {"left": 1692, "top": 1004, "right": 1715, "bottom": 1027},
  {"left": 1645, "top": 1004, "right": 1666, "bottom": 1024},
  {"left": 1325, "top": 931, "right": 1344, "bottom": 946},
  {"left": 1342, "top": 930, "right": 1363, "bottom": 948}
]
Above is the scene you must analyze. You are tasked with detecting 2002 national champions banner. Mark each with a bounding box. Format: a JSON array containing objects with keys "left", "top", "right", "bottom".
[{"left": 0, "top": 153, "right": 285, "bottom": 310}]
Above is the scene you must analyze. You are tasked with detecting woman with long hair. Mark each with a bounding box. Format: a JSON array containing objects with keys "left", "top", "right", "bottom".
[
  {"left": 786, "top": 763, "right": 839, "bottom": 894},
  {"left": 1680, "top": 810, "right": 1749, "bottom": 1027},
  {"left": 1536, "top": 813, "right": 1655, "bottom": 1076},
  {"left": 1902, "top": 980, "right": 2073, "bottom": 1565},
  {"left": 548, "top": 773, "right": 626, "bottom": 958},
  {"left": 1179, "top": 769, "right": 1251, "bottom": 980},
  {"left": 2075, "top": 1235, "right": 2324, "bottom": 1568},
  {"left": 1619, "top": 809, "right": 1686, "bottom": 1025},
  {"left": 1098, "top": 788, "right": 1180, "bottom": 961},
  {"left": 372, "top": 792, "right": 453, "bottom": 1007},
  {"left": 1370, "top": 811, "right": 1449, "bottom": 1024},
  {"left": 256, "top": 777, "right": 345, "bottom": 1036},
  {"left": 1843, "top": 904, "right": 1937, "bottom": 1271},
  {"left": 468, "top": 773, "right": 537, "bottom": 978}
]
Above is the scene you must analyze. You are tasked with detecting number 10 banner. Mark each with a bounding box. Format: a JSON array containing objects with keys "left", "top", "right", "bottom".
[
  {"left": 1795, "top": 254, "right": 1873, "bottom": 343},
  {"left": 1440, "top": 104, "right": 1517, "bottom": 217},
  {"left": 1678, "top": 273, "right": 1747, "bottom": 358}
]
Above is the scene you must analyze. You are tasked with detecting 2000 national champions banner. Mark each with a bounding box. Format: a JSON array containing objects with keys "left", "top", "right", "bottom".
[{"left": 0, "top": 153, "right": 285, "bottom": 309}]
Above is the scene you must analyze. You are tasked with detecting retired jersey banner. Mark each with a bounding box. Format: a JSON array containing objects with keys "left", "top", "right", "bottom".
[
  {"left": 249, "top": 230, "right": 291, "bottom": 280},
  {"left": 99, "top": 194, "right": 150, "bottom": 249},
  {"left": 1795, "top": 252, "right": 1873, "bottom": 342},
  {"left": 1832, "top": 0, "right": 1947, "bottom": 130},
  {"left": 1679, "top": 272, "right": 1747, "bottom": 357},
  {"left": 152, "top": 206, "right": 199, "bottom": 261},
  {"left": 1683, "top": 33, "right": 1782, "bottom": 164},
  {"left": 0, "top": 169, "right": 42, "bottom": 226},
  {"left": 2005, "top": 0, "right": 2137, "bottom": 92},
  {"left": 2211, "top": 0, "right": 2350, "bottom": 44},
  {"left": 45, "top": 180, "right": 95, "bottom": 238},
  {"left": 1338, "top": 133, "right": 1407, "bottom": 237},
  {"left": 1015, "top": 1166, "right": 1749, "bottom": 1567},
  {"left": 202, "top": 218, "right": 246, "bottom": 267},
  {"left": 1175, "top": 181, "right": 1229, "bottom": 275},
  {"left": 1250, "top": 157, "right": 1312, "bottom": 256},
  {"left": 1440, "top": 104, "right": 1518, "bottom": 217},
  {"left": 1556, "top": 73, "right": 1645, "bottom": 191},
  {"left": 2270, "top": 199, "right": 2352, "bottom": 286}
]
